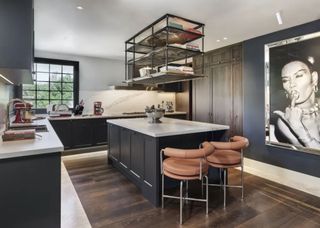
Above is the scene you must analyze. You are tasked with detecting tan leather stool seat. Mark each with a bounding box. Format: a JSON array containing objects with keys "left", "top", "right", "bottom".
[
  {"left": 207, "top": 149, "right": 240, "bottom": 165},
  {"left": 163, "top": 157, "right": 208, "bottom": 176}
]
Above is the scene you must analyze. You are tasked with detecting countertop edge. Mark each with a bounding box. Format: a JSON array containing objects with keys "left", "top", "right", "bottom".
[
  {"left": 107, "top": 118, "right": 229, "bottom": 137},
  {"left": 0, "top": 119, "right": 64, "bottom": 160},
  {"left": 48, "top": 111, "right": 187, "bottom": 121}
]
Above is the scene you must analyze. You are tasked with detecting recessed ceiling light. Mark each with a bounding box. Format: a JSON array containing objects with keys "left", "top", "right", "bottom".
[
  {"left": 276, "top": 11, "right": 283, "bottom": 25},
  {"left": 216, "top": 39, "right": 220, "bottom": 42},
  {"left": 223, "top": 37, "right": 228, "bottom": 40},
  {"left": 76, "top": 6, "right": 84, "bottom": 10}
]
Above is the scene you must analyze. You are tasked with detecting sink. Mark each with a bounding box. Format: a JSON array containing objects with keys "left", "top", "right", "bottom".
[{"left": 9, "top": 124, "right": 48, "bottom": 132}]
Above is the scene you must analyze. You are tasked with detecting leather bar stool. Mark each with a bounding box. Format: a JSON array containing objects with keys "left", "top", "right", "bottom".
[
  {"left": 206, "top": 136, "right": 249, "bottom": 208},
  {"left": 160, "top": 142, "right": 215, "bottom": 225}
]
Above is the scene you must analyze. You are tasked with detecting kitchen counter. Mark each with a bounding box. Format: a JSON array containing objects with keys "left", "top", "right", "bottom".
[
  {"left": 107, "top": 117, "right": 229, "bottom": 137},
  {"left": 48, "top": 111, "right": 187, "bottom": 120},
  {"left": 0, "top": 118, "right": 64, "bottom": 159}
]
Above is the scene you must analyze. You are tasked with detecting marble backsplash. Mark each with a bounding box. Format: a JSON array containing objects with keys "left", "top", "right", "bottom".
[{"left": 79, "top": 90, "right": 176, "bottom": 114}]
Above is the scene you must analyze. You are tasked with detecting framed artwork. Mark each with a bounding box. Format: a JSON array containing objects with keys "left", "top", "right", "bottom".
[{"left": 265, "top": 31, "right": 320, "bottom": 155}]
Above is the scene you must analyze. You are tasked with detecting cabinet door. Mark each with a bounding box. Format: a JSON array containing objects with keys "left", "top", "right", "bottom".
[
  {"left": 232, "top": 60, "right": 243, "bottom": 136},
  {"left": 108, "top": 124, "right": 120, "bottom": 160},
  {"left": 144, "top": 136, "right": 157, "bottom": 187},
  {"left": 120, "top": 128, "right": 131, "bottom": 168},
  {"left": 72, "top": 119, "right": 93, "bottom": 148},
  {"left": 0, "top": 0, "right": 33, "bottom": 71},
  {"left": 130, "top": 132, "right": 144, "bottom": 179},
  {"left": 50, "top": 120, "right": 72, "bottom": 149},
  {"left": 211, "top": 63, "right": 233, "bottom": 136},
  {"left": 92, "top": 118, "right": 108, "bottom": 145},
  {"left": 192, "top": 66, "right": 211, "bottom": 122}
]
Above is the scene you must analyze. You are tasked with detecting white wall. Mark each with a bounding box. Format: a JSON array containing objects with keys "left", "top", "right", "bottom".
[{"left": 35, "top": 50, "right": 125, "bottom": 91}]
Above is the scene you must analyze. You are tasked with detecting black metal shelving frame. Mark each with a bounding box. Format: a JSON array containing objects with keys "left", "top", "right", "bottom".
[{"left": 125, "top": 14, "right": 205, "bottom": 85}]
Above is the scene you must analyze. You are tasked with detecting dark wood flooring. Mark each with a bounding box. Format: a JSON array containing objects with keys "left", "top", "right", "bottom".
[{"left": 63, "top": 153, "right": 320, "bottom": 228}]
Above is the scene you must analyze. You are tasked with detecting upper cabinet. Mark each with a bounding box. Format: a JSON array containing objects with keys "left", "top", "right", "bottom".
[
  {"left": 0, "top": 0, "right": 34, "bottom": 85},
  {"left": 125, "top": 14, "right": 205, "bottom": 86}
]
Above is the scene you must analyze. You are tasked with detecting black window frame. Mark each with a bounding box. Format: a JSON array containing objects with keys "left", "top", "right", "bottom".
[{"left": 22, "top": 57, "right": 79, "bottom": 114}]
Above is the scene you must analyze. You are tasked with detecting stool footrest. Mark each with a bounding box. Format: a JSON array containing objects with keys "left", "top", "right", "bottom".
[{"left": 163, "top": 194, "right": 207, "bottom": 202}]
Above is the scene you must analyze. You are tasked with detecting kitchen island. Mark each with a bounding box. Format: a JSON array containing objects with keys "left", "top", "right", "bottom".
[
  {"left": 0, "top": 118, "right": 63, "bottom": 228},
  {"left": 107, "top": 117, "right": 229, "bottom": 206}
]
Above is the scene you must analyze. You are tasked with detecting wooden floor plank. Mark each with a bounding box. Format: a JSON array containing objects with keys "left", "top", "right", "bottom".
[{"left": 63, "top": 153, "right": 320, "bottom": 228}]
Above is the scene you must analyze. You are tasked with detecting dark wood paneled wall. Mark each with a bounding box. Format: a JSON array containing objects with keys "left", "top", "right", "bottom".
[
  {"left": 175, "top": 81, "right": 192, "bottom": 120},
  {"left": 193, "top": 44, "right": 243, "bottom": 137}
]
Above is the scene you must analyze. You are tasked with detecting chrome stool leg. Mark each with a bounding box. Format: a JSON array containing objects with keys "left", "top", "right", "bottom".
[
  {"left": 223, "top": 168, "right": 227, "bottom": 208},
  {"left": 162, "top": 173, "right": 164, "bottom": 208},
  {"left": 241, "top": 164, "right": 244, "bottom": 200},
  {"left": 180, "top": 180, "right": 183, "bottom": 225},
  {"left": 205, "top": 175, "right": 209, "bottom": 215}
]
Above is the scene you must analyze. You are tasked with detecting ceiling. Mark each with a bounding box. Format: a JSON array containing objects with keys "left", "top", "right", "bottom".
[{"left": 35, "top": 0, "right": 320, "bottom": 60}]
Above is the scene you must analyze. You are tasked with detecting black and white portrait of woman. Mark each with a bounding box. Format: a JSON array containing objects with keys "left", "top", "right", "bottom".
[{"left": 267, "top": 33, "right": 320, "bottom": 151}]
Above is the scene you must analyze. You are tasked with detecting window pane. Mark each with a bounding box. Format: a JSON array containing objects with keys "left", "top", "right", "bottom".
[
  {"left": 50, "top": 91, "right": 62, "bottom": 100},
  {"left": 23, "top": 83, "right": 35, "bottom": 90},
  {"left": 63, "top": 74, "right": 73, "bottom": 82},
  {"left": 50, "top": 82, "right": 62, "bottom": 91},
  {"left": 37, "top": 82, "right": 49, "bottom": 90},
  {"left": 23, "top": 90, "right": 35, "bottom": 99},
  {"left": 50, "top": 100, "right": 62, "bottom": 105},
  {"left": 62, "top": 100, "right": 73, "bottom": 108},
  {"left": 63, "top": 65, "right": 73, "bottom": 74},
  {"left": 37, "top": 72, "right": 49, "bottom": 81},
  {"left": 50, "top": 73, "right": 61, "bottom": 81},
  {"left": 50, "top": 64, "right": 62, "bottom": 73},
  {"left": 37, "top": 91, "right": 49, "bottom": 99},
  {"left": 62, "top": 91, "right": 73, "bottom": 100},
  {"left": 62, "top": 83, "right": 73, "bottom": 91},
  {"left": 37, "top": 100, "right": 49, "bottom": 109},
  {"left": 37, "top": 63, "right": 49, "bottom": 72}
]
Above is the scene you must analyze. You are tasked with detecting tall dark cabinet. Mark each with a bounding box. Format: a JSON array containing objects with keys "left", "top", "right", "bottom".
[
  {"left": 0, "top": 0, "right": 34, "bottom": 84},
  {"left": 193, "top": 44, "right": 243, "bottom": 136}
]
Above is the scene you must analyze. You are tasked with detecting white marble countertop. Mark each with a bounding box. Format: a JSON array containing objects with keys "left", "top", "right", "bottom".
[
  {"left": 48, "top": 111, "right": 187, "bottom": 121},
  {"left": 107, "top": 117, "right": 229, "bottom": 137},
  {"left": 0, "top": 118, "right": 64, "bottom": 159}
]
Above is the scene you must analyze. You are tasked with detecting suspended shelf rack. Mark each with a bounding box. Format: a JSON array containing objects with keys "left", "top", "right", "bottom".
[{"left": 125, "top": 14, "right": 205, "bottom": 85}]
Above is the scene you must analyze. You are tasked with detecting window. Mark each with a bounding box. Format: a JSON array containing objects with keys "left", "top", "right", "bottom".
[{"left": 23, "top": 58, "right": 79, "bottom": 112}]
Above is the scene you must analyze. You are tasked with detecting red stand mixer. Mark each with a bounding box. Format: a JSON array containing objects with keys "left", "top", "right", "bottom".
[{"left": 12, "top": 101, "right": 33, "bottom": 123}]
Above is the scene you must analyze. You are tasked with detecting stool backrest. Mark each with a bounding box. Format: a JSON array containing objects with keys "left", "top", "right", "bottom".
[
  {"left": 210, "top": 136, "right": 249, "bottom": 152},
  {"left": 163, "top": 141, "right": 214, "bottom": 159}
]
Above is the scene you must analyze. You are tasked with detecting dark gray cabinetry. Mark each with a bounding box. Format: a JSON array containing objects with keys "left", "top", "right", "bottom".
[
  {"left": 93, "top": 118, "right": 109, "bottom": 145},
  {"left": 50, "top": 120, "right": 72, "bottom": 149},
  {"left": 120, "top": 128, "right": 131, "bottom": 168},
  {"left": 108, "top": 122, "right": 227, "bottom": 206},
  {"left": 50, "top": 114, "right": 187, "bottom": 151},
  {"left": 0, "top": 0, "right": 34, "bottom": 84},
  {"left": 130, "top": 132, "right": 144, "bottom": 178},
  {"left": 72, "top": 119, "right": 94, "bottom": 148},
  {"left": 193, "top": 44, "right": 243, "bottom": 136},
  {"left": 108, "top": 124, "right": 120, "bottom": 160},
  {"left": 50, "top": 118, "right": 108, "bottom": 150},
  {"left": 0, "top": 153, "right": 61, "bottom": 228}
]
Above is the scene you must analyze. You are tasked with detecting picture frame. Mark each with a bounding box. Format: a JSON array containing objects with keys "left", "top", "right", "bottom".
[{"left": 265, "top": 31, "right": 320, "bottom": 155}]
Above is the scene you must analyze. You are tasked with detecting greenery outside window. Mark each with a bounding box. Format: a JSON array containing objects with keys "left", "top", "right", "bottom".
[{"left": 23, "top": 58, "right": 79, "bottom": 113}]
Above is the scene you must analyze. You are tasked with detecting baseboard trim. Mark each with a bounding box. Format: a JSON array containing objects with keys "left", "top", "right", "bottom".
[{"left": 242, "top": 158, "right": 320, "bottom": 197}]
